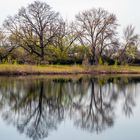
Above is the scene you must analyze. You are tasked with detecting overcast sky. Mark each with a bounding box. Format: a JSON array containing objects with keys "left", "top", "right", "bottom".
[{"left": 0, "top": 0, "right": 139, "bottom": 33}]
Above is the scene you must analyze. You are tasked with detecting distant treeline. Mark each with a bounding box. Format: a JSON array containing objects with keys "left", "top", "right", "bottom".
[{"left": 0, "top": 0, "right": 139, "bottom": 65}]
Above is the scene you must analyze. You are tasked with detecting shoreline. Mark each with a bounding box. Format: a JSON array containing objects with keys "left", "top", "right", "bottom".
[{"left": 1, "top": 71, "right": 140, "bottom": 76}]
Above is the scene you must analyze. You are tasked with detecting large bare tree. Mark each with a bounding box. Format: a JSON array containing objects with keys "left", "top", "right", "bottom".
[
  {"left": 118, "top": 25, "right": 139, "bottom": 64},
  {"left": 75, "top": 8, "right": 118, "bottom": 64},
  {"left": 47, "top": 19, "right": 79, "bottom": 61},
  {"left": 3, "top": 1, "right": 59, "bottom": 62}
]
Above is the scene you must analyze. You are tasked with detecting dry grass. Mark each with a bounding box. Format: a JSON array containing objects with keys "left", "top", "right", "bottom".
[
  {"left": 90, "top": 65, "right": 140, "bottom": 73},
  {"left": 0, "top": 64, "right": 84, "bottom": 75},
  {"left": 0, "top": 64, "right": 140, "bottom": 75}
]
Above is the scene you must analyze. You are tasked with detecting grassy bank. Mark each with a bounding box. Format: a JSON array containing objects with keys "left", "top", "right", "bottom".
[
  {"left": 0, "top": 64, "right": 140, "bottom": 76},
  {"left": 0, "top": 64, "right": 84, "bottom": 75}
]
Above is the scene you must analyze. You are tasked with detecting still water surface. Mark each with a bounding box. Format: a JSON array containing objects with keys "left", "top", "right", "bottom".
[{"left": 0, "top": 76, "right": 140, "bottom": 140}]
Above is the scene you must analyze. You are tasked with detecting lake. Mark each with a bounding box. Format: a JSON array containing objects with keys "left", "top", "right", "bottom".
[{"left": 0, "top": 75, "right": 140, "bottom": 140}]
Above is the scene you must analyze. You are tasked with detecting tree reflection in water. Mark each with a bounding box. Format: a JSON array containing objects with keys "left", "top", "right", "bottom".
[{"left": 0, "top": 76, "right": 139, "bottom": 140}]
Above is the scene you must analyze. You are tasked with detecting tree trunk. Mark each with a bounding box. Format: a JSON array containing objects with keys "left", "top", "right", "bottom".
[
  {"left": 40, "top": 36, "right": 44, "bottom": 62},
  {"left": 91, "top": 46, "right": 96, "bottom": 65}
]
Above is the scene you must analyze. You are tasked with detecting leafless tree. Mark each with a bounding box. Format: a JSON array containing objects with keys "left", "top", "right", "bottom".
[
  {"left": 3, "top": 1, "right": 59, "bottom": 62},
  {"left": 75, "top": 8, "right": 118, "bottom": 64},
  {"left": 0, "top": 29, "right": 17, "bottom": 61},
  {"left": 47, "top": 19, "right": 79, "bottom": 60},
  {"left": 118, "top": 25, "right": 139, "bottom": 64}
]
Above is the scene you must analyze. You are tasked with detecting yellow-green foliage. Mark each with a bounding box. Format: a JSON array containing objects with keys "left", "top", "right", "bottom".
[{"left": 99, "top": 57, "right": 103, "bottom": 65}]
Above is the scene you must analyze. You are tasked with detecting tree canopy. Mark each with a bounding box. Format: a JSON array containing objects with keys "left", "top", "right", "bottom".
[{"left": 0, "top": 0, "right": 139, "bottom": 65}]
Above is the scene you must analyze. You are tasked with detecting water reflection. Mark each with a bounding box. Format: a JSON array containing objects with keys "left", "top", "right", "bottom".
[{"left": 0, "top": 76, "right": 139, "bottom": 140}]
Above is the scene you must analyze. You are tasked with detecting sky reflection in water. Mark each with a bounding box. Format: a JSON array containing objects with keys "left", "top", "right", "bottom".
[{"left": 0, "top": 76, "right": 140, "bottom": 140}]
